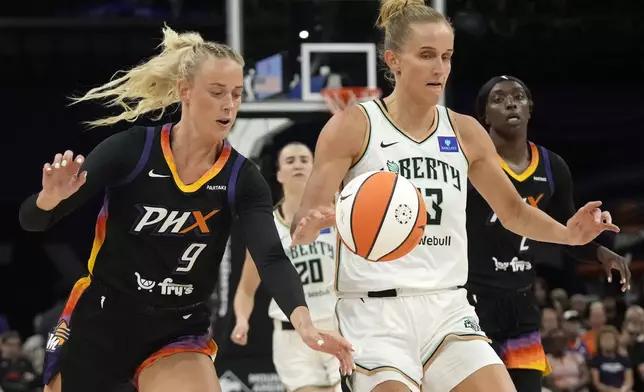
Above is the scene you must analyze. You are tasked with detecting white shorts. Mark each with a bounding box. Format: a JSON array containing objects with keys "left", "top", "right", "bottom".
[
  {"left": 272, "top": 317, "right": 342, "bottom": 391},
  {"left": 336, "top": 288, "right": 503, "bottom": 392}
]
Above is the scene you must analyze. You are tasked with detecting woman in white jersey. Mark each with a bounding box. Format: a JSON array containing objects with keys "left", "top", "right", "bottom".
[
  {"left": 290, "top": 1, "right": 619, "bottom": 391},
  {"left": 232, "top": 142, "right": 341, "bottom": 392}
]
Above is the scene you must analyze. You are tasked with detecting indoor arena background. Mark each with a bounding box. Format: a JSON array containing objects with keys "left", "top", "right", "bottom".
[{"left": 1, "top": 0, "right": 644, "bottom": 391}]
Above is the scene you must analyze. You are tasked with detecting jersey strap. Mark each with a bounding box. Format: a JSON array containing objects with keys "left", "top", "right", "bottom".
[
  {"left": 539, "top": 146, "right": 555, "bottom": 195},
  {"left": 115, "top": 126, "right": 155, "bottom": 186},
  {"left": 227, "top": 151, "right": 246, "bottom": 217}
]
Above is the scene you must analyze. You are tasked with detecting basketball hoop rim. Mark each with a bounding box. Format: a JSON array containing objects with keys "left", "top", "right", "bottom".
[{"left": 320, "top": 86, "right": 382, "bottom": 98}]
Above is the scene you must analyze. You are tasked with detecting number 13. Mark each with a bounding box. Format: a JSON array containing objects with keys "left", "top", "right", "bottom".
[{"left": 419, "top": 188, "right": 443, "bottom": 226}]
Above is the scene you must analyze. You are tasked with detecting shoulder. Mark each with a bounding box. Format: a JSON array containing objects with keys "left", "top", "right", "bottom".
[
  {"left": 233, "top": 156, "right": 271, "bottom": 198},
  {"left": 234, "top": 153, "right": 260, "bottom": 181},
  {"left": 83, "top": 125, "right": 151, "bottom": 172},
  {"left": 324, "top": 104, "right": 368, "bottom": 135},
  {"left": 537, "top": 145, "right": 571, "bottom": 177},
  {"left": 538, "top": 145, "right": 567, "bottom": 167},
  {"left": 102, "top": 125, "right": 150, "bottom": 146},
  {"left": 447, "top": 109, "right": 484, "bottom": 137},
  {"left": 93, "top": 126, "right": 150, "bottom": 160},
  {"left": 445, "top": 109, "right": 495, "bottom": 163},
  {"left": 318, "top": 103, "right": 369, "bottom": 159}
]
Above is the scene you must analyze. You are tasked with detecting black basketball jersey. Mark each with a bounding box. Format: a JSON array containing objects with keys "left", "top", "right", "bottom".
[
  {"left": 87, "top": 124, "right": 247, "bottom": 307},
  {"left": 467, "top": 142, "right": 562, "bottom": 292},
  {"left": 20, "top": 123, "right": 308, "bottom": 315}
]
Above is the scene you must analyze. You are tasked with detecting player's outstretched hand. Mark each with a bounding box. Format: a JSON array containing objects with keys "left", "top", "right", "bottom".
[
  {"left": 598, "top": 249, "right": 632, "bottom": 292},
  {"left": 230, "top": 320, "right": 250, "bottom": 346},
  {"left": 39, "top": 150, "right": 87, "bottom": 210},
  {"left": 298, "top": 326, "right": 355, "bottom": 376},
  {"left": 566, "top": 201, "right": 620, "bottom": 246},
  {"left": 290, "top": 206, "right": 335, "bottom": 246}
]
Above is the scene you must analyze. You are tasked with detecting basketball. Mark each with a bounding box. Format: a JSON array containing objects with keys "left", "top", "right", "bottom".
[{"left": 335, "top": 171, "right": 427, "bottom": 262}]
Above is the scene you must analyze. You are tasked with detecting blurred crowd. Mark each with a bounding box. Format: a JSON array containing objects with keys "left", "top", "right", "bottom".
[
  {"left": 1, "top": 0, "right": 642, "bottom": 391},
  {"left": 0, "top": 331, "right": 40, "bottom": 392},
  {"left": 6, "top": 278, "right": 644, "bottom": 392},
  {"left": 538, "top": 278, "right": 644, "bottom": 392},
  {"left": 0, "top": 301, "right": 64, "bottom": 392}
]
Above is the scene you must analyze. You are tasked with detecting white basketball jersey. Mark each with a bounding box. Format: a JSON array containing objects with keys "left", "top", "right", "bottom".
[
  {"left": 268, "top": 209, "right": 338, "bottom": 322},
  {"left": 336, "top": 100, "right": 469, "bottom": 293}
]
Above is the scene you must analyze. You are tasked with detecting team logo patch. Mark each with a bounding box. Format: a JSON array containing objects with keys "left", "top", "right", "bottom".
[
  {"left": 386, "top": 160, "right": 400, "bottom": 174},
  {"left": 46, "top": 320, "right": 71, "bottom": 352},
  {"left": 394, "top": 204, "right": 413, "bottom": 224},
  {"left": 438, "top": 136, "right": 459, "bottom": 153},
  {"left": 463, "top": 317, "right": 481, "bottom": 332}
]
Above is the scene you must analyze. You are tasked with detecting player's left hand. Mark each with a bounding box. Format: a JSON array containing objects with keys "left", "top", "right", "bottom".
[
  {"left": 298, "top": 326, "right": 355, "bottom": 376},
  {"left": 566, "top": 201, "right": 620, "bottom": 246},
  {"left": 598, "top": 248, "right": 631, "bottom": 292}
]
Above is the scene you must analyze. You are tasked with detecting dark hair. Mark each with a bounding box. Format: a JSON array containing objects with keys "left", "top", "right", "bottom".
[
  {"left": 474, "top": 75, "right": 533, "bottom": 125},
  {"left": 276, "top": 142, "right": 311, "bottom": 170},
  {"left": 1, "top": 330, "right": 20, "bottom": 343}
]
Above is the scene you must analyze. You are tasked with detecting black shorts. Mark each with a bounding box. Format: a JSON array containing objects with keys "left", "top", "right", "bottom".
[
  {"left": 43, "top": 277, "right": 217, "bottom": 392},
  {"left": 467, "top": 285, "right": 548, "bottom": 373}
]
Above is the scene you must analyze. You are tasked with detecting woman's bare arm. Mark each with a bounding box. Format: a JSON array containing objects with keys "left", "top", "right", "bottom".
[
  {"left": 233, "top": 250, "right": 261, "bottom": 325},
  {"left": 290, "top": 105, "right": 368, "bottom": 240},
  {"left": 454, "top": 112, "right": 616, "bottom": 245}
]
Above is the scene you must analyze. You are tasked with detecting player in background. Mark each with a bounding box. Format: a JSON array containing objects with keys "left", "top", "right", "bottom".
[
  {"left": 289, "top": 0, "right": 620, "bottom": 391},
  {"left": 18, "top": 26, "right": 353, "bottom": 392},
  {"left": 466, "top": 75, "right": 630, "bottom": 392},
  {"left": 231, "top": 142, "right": 341, "bottom": 392}
]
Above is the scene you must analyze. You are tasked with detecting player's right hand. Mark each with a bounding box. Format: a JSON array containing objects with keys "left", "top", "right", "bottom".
[
  {"left": 39, "top": 151, "right": 87, "bottom": 209},
  {"left": 230, "top": 320, "right": 249, "bottom": 346},
  {"left": 290, "top": 206, "right": 335, "bottom": 246}
]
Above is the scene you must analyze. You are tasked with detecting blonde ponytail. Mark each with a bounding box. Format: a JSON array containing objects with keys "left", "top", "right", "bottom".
[
  {"left": 377, "top": 0, "right": 427, "bottom": 30},
  {"left": 73, "top": 25, "right": 244, "bottom": 127}
]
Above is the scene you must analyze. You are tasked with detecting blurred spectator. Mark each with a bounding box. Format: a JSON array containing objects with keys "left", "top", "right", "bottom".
[
  {"left": 582, "top": 302, "right": 607, "bottom": 357},
  {"left": 552, "top": 288, "right": 569, "bottom": 316},
  {"left": 543, "top": 307, "right": 560, "bottom": 335},
  {"left": 487, "top": 0, "right": 518, "bottom": 37},
  {"left": 453, "top": 0, "right": 487, "bottom": 38},
  {"left": 563, "top": 310, "right": 590, "bottom": 358},
  {"left": 544, "top": 328, "right": 590, "bottom": 392},
  {"left": 570, "top": 294, "right": 589, "bottom": 320},
  {"left": 589, "top": 326, "right": 634, "bottom": 392},
  {"left": 20, "top": 336, "right": 43, "bottom": 379},
  {"left": 0, "top": 331, "right": 37, "bottom": 392},
  {"left": 34, "top": 301, "right": 65, "bottom": 340},
  {"left": 625, "top": 306, "right": 644, "bottom": 329},
  {"left": 536, "top": 278, "right": 554, "bottom": 310},
  {"left": 620, "top": 321, "right": 642, "bottom": 356},
  {"left": 621, "top": 319, "right": 644, "bottom": 392},
  {"left": 628, "top": 332, "right": 644, "bottom": 391},
  {"left": 604, "top": 296, "right": 625, "bottom": 329}
]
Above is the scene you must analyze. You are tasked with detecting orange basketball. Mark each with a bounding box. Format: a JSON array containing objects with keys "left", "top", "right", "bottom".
[{"left": 335, "top": 171, "right": 427, "bottom": 262}]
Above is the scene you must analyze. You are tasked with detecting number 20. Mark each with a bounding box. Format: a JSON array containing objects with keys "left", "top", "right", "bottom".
[
  {"left": 294, "top": 259, "right": 324, "bottom": 285},
  {"left": 175, "top": 243, "right": 207, "bottom": 273}
]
